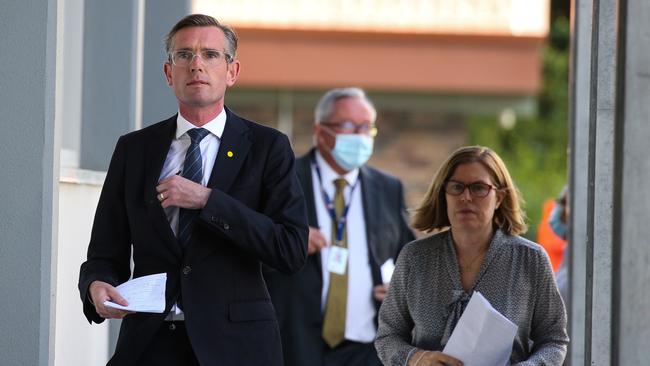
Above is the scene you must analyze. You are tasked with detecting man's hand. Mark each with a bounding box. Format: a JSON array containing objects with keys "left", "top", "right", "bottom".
[
  {"left": 408, "top": 350, "right": 463, "bottom": 366},
  {"left": 89, "top": 281, "right": 133, "bottom": 319},
  {"left": 307, "top": 227, "right": 328, "bottom": 255},
  {"left": 156, "top": 175, "right": 211, "bottom": 209},
  {"left": 373, "top": 284, "right": 389, "bottom": 302}
]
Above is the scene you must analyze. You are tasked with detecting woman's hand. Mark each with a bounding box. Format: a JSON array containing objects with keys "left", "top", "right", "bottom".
[
  {"left": 373, "top": 284, "right": 389, "bottom": 301},
  {"left": 408, "top": 350, "right": 463, "bottom": 366}
]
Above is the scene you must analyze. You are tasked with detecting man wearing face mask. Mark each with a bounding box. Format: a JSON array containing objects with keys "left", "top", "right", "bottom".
[{"left": 264, "top": 87, "right": 414, "bottom": 366}]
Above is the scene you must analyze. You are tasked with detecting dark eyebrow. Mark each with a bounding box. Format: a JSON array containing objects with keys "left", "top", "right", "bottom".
[
  {"left": 448, "top": 179, "right": 492, "bottom": 185},
  {"left": 175, "top": 47, "right": 220, "bottom": 52},
  {"left": 326, "top": 120, "right": 373, "bottom": 125}
]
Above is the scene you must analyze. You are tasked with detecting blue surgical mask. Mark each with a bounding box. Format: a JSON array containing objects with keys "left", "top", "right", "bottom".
[
  {"left": 549, "top": 203, "right": 567, "bottom": 239},
  {"left": 330, "top": 134, "right": 374, "bottom": 171}
]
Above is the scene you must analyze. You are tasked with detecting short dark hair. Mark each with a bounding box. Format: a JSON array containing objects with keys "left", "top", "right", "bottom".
[{"left": 164, "top": 14, "right": 237, "bottom": 63}]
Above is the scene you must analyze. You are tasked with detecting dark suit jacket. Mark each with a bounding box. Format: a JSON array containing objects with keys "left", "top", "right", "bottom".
[
  {"left": 78, "top": 109, "right": 308, "bottom": 366},
  {"left": 264, "top": 150, "right": 415, "bottom": 366}
]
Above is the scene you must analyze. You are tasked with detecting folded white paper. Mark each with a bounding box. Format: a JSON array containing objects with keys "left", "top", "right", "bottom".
[
  {"left": 104, "top": 273, "right": 167, "bottom": 313},
  {"left": 380, "top": 258, "right": 395, "bottom": 283},
  {"left": 442, "top": 291, "right": 517, "bottom": 366}
]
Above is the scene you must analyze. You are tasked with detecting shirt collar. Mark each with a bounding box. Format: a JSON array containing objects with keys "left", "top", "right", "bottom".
[
  {"left": 175, "top": 109, "right": 227, "bottom": 139},
  {"left": 314, "top": 150, "right": 359, "bottom": 187}
]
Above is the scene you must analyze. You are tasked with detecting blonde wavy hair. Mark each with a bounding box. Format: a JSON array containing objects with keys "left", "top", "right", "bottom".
[{"left": 412, "top": 146, "right": 527, "bottom": 235}]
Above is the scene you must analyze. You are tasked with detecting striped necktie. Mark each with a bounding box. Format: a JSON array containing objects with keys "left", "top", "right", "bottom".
[{"left": 178, "top": 128, "right": 210, "bottom": 247}]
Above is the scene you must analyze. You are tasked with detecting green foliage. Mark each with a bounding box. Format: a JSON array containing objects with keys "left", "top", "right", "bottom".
[{"left": 467, "top": 16, "right": 570, "bottom": 240}]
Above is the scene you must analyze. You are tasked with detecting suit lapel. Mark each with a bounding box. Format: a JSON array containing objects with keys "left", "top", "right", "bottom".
[
  {"left": 143, "top": 116, "right": 183, "bottom": 259},
  {"left": 296, "top": 151, "right": 323, "bottom": 274},
  {"left": 206, "top": 109, "right": 251, "bottom": 192},
  {"left": 297, "top": 151, "right": 319, "bottom": 228},
  {"left": 184, "top": 110, "right": 251, "bottom": 262}
]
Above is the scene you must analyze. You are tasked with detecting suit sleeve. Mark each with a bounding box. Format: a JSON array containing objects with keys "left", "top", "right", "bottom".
[
  {"left": 198, "top": 133, "right": 309, "bottom": 274},
  {"left": 78, "top": 136, "right": 133, "bottom": 324}
]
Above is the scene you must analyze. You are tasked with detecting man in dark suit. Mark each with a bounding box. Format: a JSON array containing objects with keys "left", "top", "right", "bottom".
[
  {"left": 264, "top": 87, "right": 415, "bottom": 366},
  {"left": 78, "top": 14, "right": 308, "bottom": 366}
]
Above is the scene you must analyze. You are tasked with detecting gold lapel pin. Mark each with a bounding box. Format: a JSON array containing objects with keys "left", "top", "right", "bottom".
[{"left": 227, "top": 151, "right": 234, "bottom": 158}]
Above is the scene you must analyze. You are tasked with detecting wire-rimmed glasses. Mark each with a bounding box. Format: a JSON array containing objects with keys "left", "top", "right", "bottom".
[{"left": 168, "top": 49, "right": 232, "bottom": 67}]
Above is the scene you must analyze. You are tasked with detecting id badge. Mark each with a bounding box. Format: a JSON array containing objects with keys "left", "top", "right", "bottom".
[{"left": 327, "top": 246, "right": 348, "bottom": 275}]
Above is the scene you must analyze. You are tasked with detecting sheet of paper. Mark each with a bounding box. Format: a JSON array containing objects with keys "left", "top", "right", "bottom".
[
  {"left": 442, "top": 291, "right": 518, "bottom": 366},
  {"left": 380, "top": 258, "right": 395, "bottom": 283},
  {"left": 104, "top": 273, "right": 166, "bottom": 313}
]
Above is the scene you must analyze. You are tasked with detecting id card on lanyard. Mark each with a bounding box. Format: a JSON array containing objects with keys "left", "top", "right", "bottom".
[
  {"left": 327, "top": 246, "right": 349, "bottom": 275},
  {"left": 313, "top": 155, "right": 359, "bottom": 275}
]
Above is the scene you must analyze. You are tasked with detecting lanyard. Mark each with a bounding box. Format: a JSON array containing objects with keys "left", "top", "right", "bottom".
[{"left": 312, "top": 155, "right": 359, "bottom": 244}]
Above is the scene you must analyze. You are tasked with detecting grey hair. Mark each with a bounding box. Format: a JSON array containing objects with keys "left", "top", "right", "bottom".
[
  {"left": 164, "top": 14, "right": 238, "bottom": 63},
  {"left": 314, "top": 87, "right": 377, "bottom": 124}
]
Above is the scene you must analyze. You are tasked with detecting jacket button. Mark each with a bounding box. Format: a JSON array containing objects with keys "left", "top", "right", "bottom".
[
  {"left": 222, "top": 222, "right": 230, "bottom": 230},
  {"left": 210, "top": 216, "right": 218, "bottom": 223},
  {"left": 182, "top": 266, "right": 191, "bottom": 275}
]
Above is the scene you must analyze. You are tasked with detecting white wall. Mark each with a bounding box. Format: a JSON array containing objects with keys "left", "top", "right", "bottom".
[{"left": 55, "top": 169, "right": 109, "bottom": 366}]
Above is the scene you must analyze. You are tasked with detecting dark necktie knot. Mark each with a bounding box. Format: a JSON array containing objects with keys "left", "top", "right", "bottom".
[
  {"left": 333, "top": 178, "right": 347, "bottom": 192},
  {"left": 186, "top": 128, "right": 210, "bottom": 144},
  {"left": 333, "top": 178, "right": 347, "bottom": 217}
]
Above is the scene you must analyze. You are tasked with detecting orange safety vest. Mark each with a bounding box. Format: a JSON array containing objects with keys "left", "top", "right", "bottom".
[{"left": 536, "top": 199, "right": 567, "bottom": 272}]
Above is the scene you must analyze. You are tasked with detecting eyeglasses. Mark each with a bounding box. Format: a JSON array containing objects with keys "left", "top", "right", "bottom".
[
  {"left": 444, "top": 180, "right": 499, "bottom": 198},
  {"left": 168, "top": 49, "right": 232, "bottom": 67},
  {"left": 320, "top": 121, "right": 378, "bottom": 137}
]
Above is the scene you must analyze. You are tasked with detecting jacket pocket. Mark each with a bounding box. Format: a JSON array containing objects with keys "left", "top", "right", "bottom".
[{"left": 229, "top": 300, "right": 276, "bottom": 322}]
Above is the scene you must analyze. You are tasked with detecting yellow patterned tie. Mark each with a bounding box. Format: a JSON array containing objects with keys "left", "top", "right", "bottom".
[{"left": 322, "top": 178, "right": 348, "bottom": 348}]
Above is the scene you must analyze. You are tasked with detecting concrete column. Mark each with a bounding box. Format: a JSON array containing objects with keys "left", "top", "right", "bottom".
[
  {"left": 616, "top": 0, "right": 650, "bottom": 363},
  {"left": 567, "top": 0, "right": 593, "bottom": 364},
  {"left": 571, "top": 0, "right": 650, "bottom": 364},
  {"left": 0, "top": 0, "right": 59, "bottom": 365},
  {"left": 587, "top": 0, "right": 621, "bottom": 364}
]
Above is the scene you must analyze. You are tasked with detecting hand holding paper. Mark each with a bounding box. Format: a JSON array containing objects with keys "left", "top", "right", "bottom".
[
  {"left": 380, "top": 258, "right": 395, "bottom": 284},
  {"left": 104, "top": 273, "right": 167, "bottom": 313},
  {"left": 442, "top": 291, "right": 517, "bottom": 366}
]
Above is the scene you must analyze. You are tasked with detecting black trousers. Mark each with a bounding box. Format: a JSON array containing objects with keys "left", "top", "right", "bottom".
[
  {"left": 136, "top": 321, "right": 200, "bottom": 366},
  {"left": 323, "top": 340, "right": 382, "bottom": 366}
]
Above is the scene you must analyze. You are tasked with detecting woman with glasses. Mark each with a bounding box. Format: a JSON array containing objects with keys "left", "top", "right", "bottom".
[{"left": 375, "top": 146, "right": 568, "bottom": 366}]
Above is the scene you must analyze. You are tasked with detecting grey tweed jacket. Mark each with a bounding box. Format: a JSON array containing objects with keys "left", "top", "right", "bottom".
[{"left": 375, "top": 229, "right": 568, "bottom": 365}]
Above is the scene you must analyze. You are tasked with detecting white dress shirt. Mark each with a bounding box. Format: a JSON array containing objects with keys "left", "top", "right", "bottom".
[
  {"left": 159, "top": 110, "right": 226, "bottom": 317},
  {"left": 313, "top": 151, "right": 376, "bottom": 343}
]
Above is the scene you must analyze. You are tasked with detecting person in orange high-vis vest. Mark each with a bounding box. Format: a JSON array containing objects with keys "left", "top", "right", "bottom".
[{"left": 537, "top": 189, "right": 568, "bottom": 272}]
